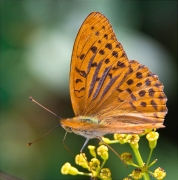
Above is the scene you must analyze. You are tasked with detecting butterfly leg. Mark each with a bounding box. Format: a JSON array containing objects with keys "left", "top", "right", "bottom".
[
  {"left": 80, "top": 138, "right": 90, "bottom": 153},
  {"left": 80, "top": 138, "right": 95, "bottom": 177}
]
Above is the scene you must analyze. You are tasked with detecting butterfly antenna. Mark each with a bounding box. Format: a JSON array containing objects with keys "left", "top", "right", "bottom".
[
  {"left": 62, "top": 132, "right": 74, "bottom": 156},
  {"left": 97, "top": 137, "right": 127, "bottom": 167},
  {"left": 29, "top": 96, "right": 62, "bottom": 119},
  {"left": 27, "top": 124, "right": 60, "bottom": 146}
]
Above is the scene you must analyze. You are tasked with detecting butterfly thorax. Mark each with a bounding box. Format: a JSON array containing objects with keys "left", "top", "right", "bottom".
[{"left": 60, "top": 116, "right": 106, "bottom": 139}]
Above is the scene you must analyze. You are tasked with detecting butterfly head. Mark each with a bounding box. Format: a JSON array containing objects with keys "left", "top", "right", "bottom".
[{"left": 60, "top": 118, "right": 74, "bottom": 133}]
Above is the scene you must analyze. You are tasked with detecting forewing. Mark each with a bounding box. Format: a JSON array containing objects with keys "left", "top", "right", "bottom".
[{"left": 70, "top": 12, "right": 128, "bottom": 116}]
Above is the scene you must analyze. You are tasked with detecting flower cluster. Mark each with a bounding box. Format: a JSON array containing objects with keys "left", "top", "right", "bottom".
[
  {"left": 102, "top": 130, "right": 166, "bottom": 180},
  {"left": 61, "top": 130, "right": 166, "bottom": 180},
  {"left": 61, "top": 145, "right": 111, "bottom": 180}
]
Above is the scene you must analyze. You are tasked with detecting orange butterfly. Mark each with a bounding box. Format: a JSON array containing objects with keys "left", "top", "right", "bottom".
[
  {"left": 60, "top": 12, "right": 167, "bottom": 151},
  {"left": 29, "top": 12, "right": 167, "bottom": 152}
]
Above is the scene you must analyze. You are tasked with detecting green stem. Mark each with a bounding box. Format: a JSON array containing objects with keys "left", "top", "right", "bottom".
[
  {"left": 100, "top": 159, "right": 106, "bottom": 169},
  {"left": 77, "top": 172, "right": 92, "bottom": 176},
  {"left": 130, "top": 144, "right": 144, "bottom": 167},
  {"left": 92, "top": 160, "right": 106, "bottom": 179},
  {"left": 130, "top": 144, "right": 150, "bottom": 180},
  {"left": 144, "top": 172, "right": 150, "bottom": 179},
  {"left": 148, "top": 159, "right": 157, "bottom": 168},
  {"left": 146, "top": 148, "right": 153, "bottom": 166}
]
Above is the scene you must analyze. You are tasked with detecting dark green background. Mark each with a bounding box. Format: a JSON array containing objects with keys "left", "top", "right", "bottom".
[{"left": 0, "top": 1, "right": 177, "bottom": 180}]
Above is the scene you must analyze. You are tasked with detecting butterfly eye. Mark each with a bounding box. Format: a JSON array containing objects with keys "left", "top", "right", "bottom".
[{"left": 64, "top": 126, "right": 73, "bottom": 133}]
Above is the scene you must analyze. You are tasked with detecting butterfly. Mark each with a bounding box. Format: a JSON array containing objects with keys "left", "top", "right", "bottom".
[{"left": 43, "top": 12, "right": 168, "bottom": 151}]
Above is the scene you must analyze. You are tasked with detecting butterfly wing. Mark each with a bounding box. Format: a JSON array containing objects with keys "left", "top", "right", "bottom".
[
  {"left": 70, "top": 12, "right": 128, "bottom": 115},
  {"left": 70, "top": 12, "right": 167, "bottom": 130}
]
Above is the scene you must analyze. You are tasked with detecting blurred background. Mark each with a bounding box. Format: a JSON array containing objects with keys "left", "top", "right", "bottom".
[{"left": 0, "top": 1, "right": 177, "bottom": 180}]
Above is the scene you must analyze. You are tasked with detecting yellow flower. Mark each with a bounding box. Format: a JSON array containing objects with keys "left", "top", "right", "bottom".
[
  {"left": 100, "top": 168, "right": 111, "bottom": 180},
  {"left": 97, "top": 145, "right": 108, "bottom": 160},
  {"left": 146, "top": 131, "right": 159, "bottom": 141},
  {"left": 114, "top": 134, "right": 127, "bottom": 144},
  {"left": 126, "top": 134, "right": 140, "bottom": 144},
  {"left": 154, "top": 167, "right": 166, "bottom": 179},
  {"left": 121, "top": 152, "right": 133, "bottom": 165},
  {"left": 89, "top": 158, "right": 100, "bottom": 171},
  {"left": 131, "top": 168, "right": 143, "bottom": 179},
  {"left": 126, "top": 134, "right": 140, "bottom": 150},
  {"left": 75, "top": 153, "right": 89, "bottom": 169},
  {"left": 146, "top": 131, "right": 159, "bottom": 149},
  {"left": 61, "top": 162, "right": 78, "bottom": 175}
]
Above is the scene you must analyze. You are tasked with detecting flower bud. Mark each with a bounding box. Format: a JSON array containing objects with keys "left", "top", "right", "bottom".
[
  {"left": 102, "top": 137, "right": 112, "bottom": 144},
  {"left": 88, "top": 145, "right": 96, "bottom": 158},
  {"left": 61, "top": 162, "right": 79, "bottom": 175}
]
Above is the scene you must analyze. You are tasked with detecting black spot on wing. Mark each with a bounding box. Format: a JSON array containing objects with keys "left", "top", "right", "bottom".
[
  {"left": 104, "top": 34, "right": 108, "bottom": 39},
  {"left": 148, "top": 88, "right": 155, "bottom": 97},
  {"left": 138, "top": 90, "right": 146, "bottom": 97},
  {"left": 75, "top": 79, "right": 83, "bottom": 83},
  {"left": 105, "top": 43, "right": 112, "bottom": 50},
  {"left": 117, "top": 61, "right": 126, "bottom": 68},
  {"left": 95, "top": 31, "right": 99, "bottom": 36},
  {"left": 136, "top": 82, "right": 142, "bottom": 87},
  {"left": 145, "top": 78, "right": 151, "bottom": 86},
  {"left": 108, "top": 73, "right": 112, "bottom": 79},
  {"left": 136, "top": 72, "right": 142, "bottom": 79},
  {"left": 112, "top": 51, "right": 118, "bottom": 58},
  {"left": 117, "top": 89, "right": 123, "bottom": 92},
  {"left": 91, "top": 46, "right": 97, "bottom": 53},
  {"left": 80, "top": 54, "right": 85, "bottom": 60},
  {"left": 151, "top": 100, "right": 157, "bottom": 110},
  {"left": 105, "top": 58, "right": 110, "bottom": 64},
  {"left": 127, "top": 79, "right": 134, "bottom": 85},
  {"left": 99, "top": 49, "right": 105, "bottom": 55},
  {"left": 126, "top": 88, "right": 132, "bottom": 94},
  {"left": 91, "top": 62, "right": 97, "bottom": 67},
  {"left": 140, "top": 101, "right": 147, "bottom": 107}
]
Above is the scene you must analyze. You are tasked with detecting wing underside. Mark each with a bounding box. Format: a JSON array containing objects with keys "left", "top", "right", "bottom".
[{"left": 69, "top": 12, "right": 167, "bottom": 128}]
